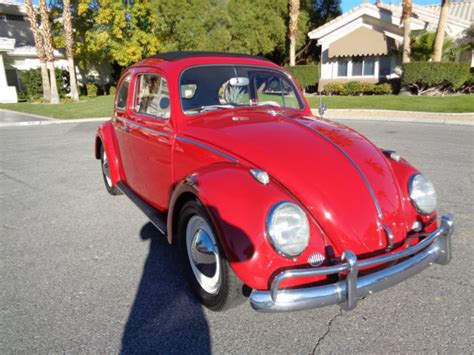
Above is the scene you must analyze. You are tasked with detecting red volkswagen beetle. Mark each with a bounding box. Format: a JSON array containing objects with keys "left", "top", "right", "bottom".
[{"left": 95, "top": 52, "right": 453, "bottom": 312}]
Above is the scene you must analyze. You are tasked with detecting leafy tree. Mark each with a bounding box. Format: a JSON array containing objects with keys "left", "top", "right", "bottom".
[
  {"left": 84, "top": 0, "right": 161, "bottom": 67},
  {"left": 411, "top": 31, "right": 467, "bottom": 62},
  {"left": 154, "top": 0, "right": 311, "bottom": 64}
]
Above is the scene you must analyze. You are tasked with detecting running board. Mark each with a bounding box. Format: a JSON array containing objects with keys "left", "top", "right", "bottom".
[{"left": 117, "top": 181, "right": 167, "bottom": 236}]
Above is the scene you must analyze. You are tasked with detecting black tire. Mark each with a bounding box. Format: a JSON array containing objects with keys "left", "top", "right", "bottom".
[
  {"left": 100, "top": 145, "right": 122, "bottom": 196},
  {"left": 177, "top": 199, "right": 245, "bottom": 311}
]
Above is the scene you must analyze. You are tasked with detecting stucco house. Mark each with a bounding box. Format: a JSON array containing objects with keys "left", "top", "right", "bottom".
[
  {"left": 0, "top": 0, "right": 112, "bottom": 103},
  {"left": 308, "top": 1, "right": 473, "bottom": 91}
]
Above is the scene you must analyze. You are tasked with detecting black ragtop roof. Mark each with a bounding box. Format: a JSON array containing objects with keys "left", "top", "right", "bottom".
[{"left": 149, "top": 51, "right": 271, "bottom": 62}]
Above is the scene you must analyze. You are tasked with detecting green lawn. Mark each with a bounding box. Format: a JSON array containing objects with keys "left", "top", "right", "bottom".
[
  {"left": 306, "top": 95, "right": 474, "bottom": 113},
  {"left": 0, "top": 94, "right": 473, "bottom": 119},
  {"left": 0, "top": 95, "right": 114, "bottom": 119}
]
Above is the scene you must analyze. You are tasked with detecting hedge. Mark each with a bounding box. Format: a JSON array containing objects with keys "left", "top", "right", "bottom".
[
  {"left": 19, "top": 68, "right": 67, "bottom": 101},
  {"left": 323, "top": 81, "right": 392, "bottom": 96},
  {"left": 285, "top": 64, "right": 319, "bottom": 91},
  {"left": 402, "top": 61, "right": 470, "bottom": 95}
]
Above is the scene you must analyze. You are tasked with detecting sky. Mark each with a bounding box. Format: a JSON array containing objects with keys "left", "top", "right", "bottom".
[{"left": 341, "top": 0, "right": 443, "bottom": 12}]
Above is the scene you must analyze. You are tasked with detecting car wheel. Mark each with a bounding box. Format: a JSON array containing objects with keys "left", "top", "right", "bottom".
[
  {"left": 100, "top": 145, "right": 122, "bottom": 196},
  {"left": 178, "top": 199, "right": 244, "bottom": 311}
]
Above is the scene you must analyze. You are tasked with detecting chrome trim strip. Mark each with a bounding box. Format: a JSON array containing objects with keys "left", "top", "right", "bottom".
[
  {"left": 114, "top": 117, "right": 237, "bottom": 162},
  {"left": 175, "top": 136, "right": 238, "bottom": 163},
  {"left": 277, "top": 114, "right": 384, "bottom": 220},
  {"left": 115, "top": 116, "right": 172, "bottom": 137},
  {"left": 250, "top": 214, "right": 453, "bottom": 312}
]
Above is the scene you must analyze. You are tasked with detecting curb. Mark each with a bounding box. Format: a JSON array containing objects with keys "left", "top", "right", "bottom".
[
  {"left": 0, "top": 117, "right": 109, "bottom": 128},
  {"left": 310, "top": 109, "right": 474, "bottom": 126},
  {"left": 0, "top": 108, "right": 56, "bottom": 121}
]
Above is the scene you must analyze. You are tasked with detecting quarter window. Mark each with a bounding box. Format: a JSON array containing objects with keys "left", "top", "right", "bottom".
[
  {"left": 135, "top": 74, "right": 170, "bottom": 119},
  {"left": 115, "top": 74, "right": 131, "bottom": 110}
]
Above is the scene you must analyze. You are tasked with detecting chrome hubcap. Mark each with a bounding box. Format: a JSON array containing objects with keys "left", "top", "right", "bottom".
[
  {"left": 102, "top": 150, "right": 112, "bottom": 186},
  {"left": 186, "top": 216, "right": 221, "bottom": 294}
]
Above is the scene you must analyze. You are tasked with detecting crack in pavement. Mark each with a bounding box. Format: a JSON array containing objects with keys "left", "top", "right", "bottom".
[
  {"left": 426, "top": 275, "right": 473, "bottom": 289},
  {"left": 0, "top": 171, "right": 35, "bottom": 190},
  {"left": 312, "top": 309, "right": 343, "bottom": 354}
]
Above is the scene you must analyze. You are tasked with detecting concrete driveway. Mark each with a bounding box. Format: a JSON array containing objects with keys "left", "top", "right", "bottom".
[
  {"left": 0, "top": 109, "right": 50, "bottom": 124},
  {"left": 1, "top": 119, "right": 473, "bottom": 353}
]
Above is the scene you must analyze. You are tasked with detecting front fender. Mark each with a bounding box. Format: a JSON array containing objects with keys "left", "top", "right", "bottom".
[
  {"left": 168, "top": 163, "right": 329, "bottom": 290},
  {"left": 95, "top": 121, "right": 121, "bottom": 185},
  {"left": 384, "top": 154, "right": 437, "bottom": 231}
]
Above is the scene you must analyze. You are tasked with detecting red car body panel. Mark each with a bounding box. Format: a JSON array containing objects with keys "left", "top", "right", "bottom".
[{"left": 96, "top": 54, "right": 436, "bottom": 291}]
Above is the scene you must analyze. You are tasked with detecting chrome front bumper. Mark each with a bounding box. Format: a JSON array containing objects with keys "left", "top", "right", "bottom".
[{"left": 250, "top": 214, "right": 453, "bottom": 312}]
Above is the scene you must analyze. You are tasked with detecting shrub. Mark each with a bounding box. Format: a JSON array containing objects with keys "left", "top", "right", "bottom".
[
  {"left": 19, "top": 68, "right": 67, "bottom": 101},
  {"left": 285, "top": 64, "right": 319, "bottom": 91},
  {"left": 323, "top": 82, "right": 345, "bottom": 95},
  {"left": 402, "top": 61, "right": 470, "bottom": 95},
  {"left": 323, "top": 82, "right": 392, "bottom": 95},
  {"left": 373, "top": 83, "right": 392, "bottom": 95},
  {"left": 87, "top": 83, "right": 98, "bottom": 97},
  {"left": 109, "top": 85, "right": 116, "bottom": 96},
  {"left": 342, "top": 81, "right": 361, "bottom": 95}
]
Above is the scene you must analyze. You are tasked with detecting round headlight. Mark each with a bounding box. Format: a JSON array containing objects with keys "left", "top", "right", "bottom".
[
  {"left": 409, "top": 174, "right": 437, "bottom": 215},
  {"left": 266, "top": 202, "right": 310, "bottom": 257}
]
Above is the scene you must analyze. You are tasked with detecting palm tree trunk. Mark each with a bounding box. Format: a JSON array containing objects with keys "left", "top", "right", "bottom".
[
  {"left": 433, "top": 0, "right": 450, "bottom": 62},
  {"left": 24, "top": 0, "right": 51, "bottom": 101},
  {"left": 288, "top": 0, "right": 300, "bottom": 66},
  {"left": 402, "top": 0, "right": 412, "bottom": 63},
  {"left": 39, "top": 0, "right": 60, "bottom": 104},
  {"left": 63, "top": 0, "right": 79, "bottom": 101},
  {"left": 40, "top": 62, "right": 50, "bottom": 100}
]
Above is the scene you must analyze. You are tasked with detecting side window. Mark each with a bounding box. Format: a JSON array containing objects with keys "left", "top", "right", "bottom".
[
  {"left": 134, "top": 74, "right": 170, "bottom": 119},
  {"left": 115, "top": 74, "right": 131, "bottom": 110}
]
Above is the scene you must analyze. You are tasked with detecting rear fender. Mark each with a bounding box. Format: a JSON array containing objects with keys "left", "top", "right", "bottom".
[
  {"left": 95, "top": 121, "right": 121, "bottom": 185},
  {"left": 168, "top": 162, "right": 329, "bottom": 290}
]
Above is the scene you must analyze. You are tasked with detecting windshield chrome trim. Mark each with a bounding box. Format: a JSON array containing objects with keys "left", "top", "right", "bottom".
[
  {"left": 178, "top": 64, "right": 307, "bottom": 116},
  {"left": 277, "top": 114, "right": 384, "bottom": 220}
]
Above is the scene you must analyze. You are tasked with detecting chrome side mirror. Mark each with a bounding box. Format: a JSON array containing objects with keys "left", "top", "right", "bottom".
[{"left": 318, "top": 102, "right": 327, "bottom": 117}]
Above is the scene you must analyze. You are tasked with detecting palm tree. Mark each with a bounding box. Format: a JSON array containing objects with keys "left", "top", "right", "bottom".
[
  {"left": 39, "top": 0, "right": 60, "bottom": 104},
  {"left": 288, "top": 0, "right": 300, "bottom": 66},
  {"left": 401, "top": 0, "right": 412, "bottom": 63},
  {"left": 433, "top": 0, "right": 450, "bottom": 62},
  {"left": 63, "top": 0, "right": 79, "bottom": 101},
  {"left": 24, "top": 0, "right": 51, "bottom": 101}
]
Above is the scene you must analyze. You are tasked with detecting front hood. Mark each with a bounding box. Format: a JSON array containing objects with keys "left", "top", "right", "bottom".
[{"left": 181, "top": 108, "right": 408, "bottom": 255}]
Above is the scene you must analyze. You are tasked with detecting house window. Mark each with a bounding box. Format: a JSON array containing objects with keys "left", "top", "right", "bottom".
[
  {"left": 379, "top": 56, "right": 391, "bottom": 76},
  {"left": 0, "top": 14, "right": 25, "bottom": 21},
  {"left": 363, "top": 58, "right": 375, "bottom": 76},
  {"left": 335, "top": 57, "right": 377, "bottom": 78},
  {"left": 337, "top": 60, "right": 348, "bottom": 77},
  {"left": 352, "top": 58, "right": 363, "bottom": 76}
]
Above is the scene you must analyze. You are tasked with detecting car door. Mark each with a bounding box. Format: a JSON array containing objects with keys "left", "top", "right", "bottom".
[
  {"left": 125, "top": 71, "right": 174, "bottom": 211},
  {"left": 112, "top": 73, "right": 140, "bottom": 187}
]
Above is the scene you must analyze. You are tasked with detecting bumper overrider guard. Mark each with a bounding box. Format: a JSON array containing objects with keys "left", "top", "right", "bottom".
[{"left": 250, "top": 214, "right": 453, "bottom": 312}]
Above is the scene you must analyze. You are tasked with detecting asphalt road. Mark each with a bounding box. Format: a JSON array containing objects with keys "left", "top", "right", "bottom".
[{"left": 1, "top": 119, "right": 473, "bottom": 353}]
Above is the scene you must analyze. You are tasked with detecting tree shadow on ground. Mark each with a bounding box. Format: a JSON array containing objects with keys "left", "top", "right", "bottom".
[{"left": 121, "top": 222, "right": 211, "bottom": 354}]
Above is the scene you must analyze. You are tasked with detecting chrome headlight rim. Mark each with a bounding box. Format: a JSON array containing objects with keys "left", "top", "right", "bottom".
[
  {"left": 266, "top": 201, "right": 310, "bottom": 258},
  {"left": 408, "top": 173, "right": 437, "bottom": 215}
]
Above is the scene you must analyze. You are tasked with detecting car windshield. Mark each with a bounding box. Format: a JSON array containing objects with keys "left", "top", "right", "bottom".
[{"left": 180, "top": 65, "right": 304, "bottom": 114}]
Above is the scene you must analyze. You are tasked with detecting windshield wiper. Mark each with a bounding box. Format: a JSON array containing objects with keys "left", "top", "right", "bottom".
[{"left": 186, "top": 104, "right": 235, "bottom": 113}]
